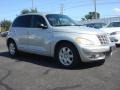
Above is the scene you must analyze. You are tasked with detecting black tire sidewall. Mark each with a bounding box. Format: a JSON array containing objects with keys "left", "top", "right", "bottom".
[{"left": 8, "top": 41, "right": 18, "bottom": 57}]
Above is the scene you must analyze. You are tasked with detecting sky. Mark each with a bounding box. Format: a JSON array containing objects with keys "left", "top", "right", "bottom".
[{"left": 0, "top": 0, "right": 120, "bottom": 21}]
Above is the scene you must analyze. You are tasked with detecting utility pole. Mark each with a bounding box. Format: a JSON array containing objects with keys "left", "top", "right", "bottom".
[
  {"left": 32, "top": 0, "right": 34, "bottom": 9},
  {"left": 60, "top": 4, "right": 64, "bottom": 14},
  {"left": 93, "top": 0, "right": 97, "bottom": 19}
]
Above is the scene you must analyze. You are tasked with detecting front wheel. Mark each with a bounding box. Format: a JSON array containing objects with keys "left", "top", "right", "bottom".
[
  {"left": 8, "top": 41, "right": 18, "bottom": 57},
  {"left": 56, "top": 43, "right": 81, "bottom": 68}
]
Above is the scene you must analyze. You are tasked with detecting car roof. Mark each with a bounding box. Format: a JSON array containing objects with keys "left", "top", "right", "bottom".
[
  {"left": 18, "top": 13, "right": 63, "bottom": 17},
  {"left": 18, "top": 13, "right": 47, "bottom": 17}
]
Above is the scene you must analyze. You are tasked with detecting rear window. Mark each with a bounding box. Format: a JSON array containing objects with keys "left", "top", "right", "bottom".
[{"left": 12, "top": 15, "right": 32, "bottom": 28}]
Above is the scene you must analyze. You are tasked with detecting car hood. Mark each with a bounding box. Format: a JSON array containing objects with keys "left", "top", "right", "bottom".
[
  {"left": 52, "top": 26, "right": 104, "bottom": 35},
  {"left": 100, "top": 27, "right": 120, "bottom": 34}
]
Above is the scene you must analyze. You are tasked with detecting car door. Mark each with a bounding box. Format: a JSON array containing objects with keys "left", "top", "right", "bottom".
[
  {"left": 12, "top": 15, "right": 32, "bottom": 51},
  {"left": 28, "top": 15, "right": 53, "bottom": 56}
]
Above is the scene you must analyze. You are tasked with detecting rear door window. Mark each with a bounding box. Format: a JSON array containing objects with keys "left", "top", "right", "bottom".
[{"left": 32, "top": 15, "right": 47, "bottom": 28}]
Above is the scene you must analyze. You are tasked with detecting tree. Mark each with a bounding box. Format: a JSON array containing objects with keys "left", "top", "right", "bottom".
[
  {"left": 82, "top": 11, "right": 100, "bottom": 20},
  {"left": 30, "top": 8, "right": 38, "bottom": 13},
  {"left": 0, "top": 20, "right": 12, "bottom": 31},
  {"left": 20, "top": 8, "right": 38, "bottom": 15},
  {"left": 21, "top": 9, "right": 30, "bottom": 14},
  {"left": 81, "top": 18, "right": 86, "bottom": 21}
]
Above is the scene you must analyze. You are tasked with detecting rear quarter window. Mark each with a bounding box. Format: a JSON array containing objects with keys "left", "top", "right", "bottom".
[{"left": 12, "top": 15, "right": 32, "bottom": 28}]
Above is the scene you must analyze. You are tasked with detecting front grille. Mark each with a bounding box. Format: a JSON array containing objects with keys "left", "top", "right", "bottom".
[{"left": 97, "top": 34, "right": 109, "bottom": 45}]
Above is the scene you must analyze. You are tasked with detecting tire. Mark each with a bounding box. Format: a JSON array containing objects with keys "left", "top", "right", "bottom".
[
  {"left": 8, "top": 41, "right": 18, "bottom": 57},
  {"left": 55, "top": 43, "right": 81, "bottom": 68}
]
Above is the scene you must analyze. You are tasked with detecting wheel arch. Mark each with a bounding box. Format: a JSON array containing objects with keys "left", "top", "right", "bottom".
[
  {"left": 7, "top": 38, "right": 16, "bottom": 47},
  {"left": 54, "top": 40, "right": 79, "bottom": 57}
]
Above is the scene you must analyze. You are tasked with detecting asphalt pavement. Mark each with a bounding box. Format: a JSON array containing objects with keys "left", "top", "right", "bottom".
[{"left": 0, "top": 37, "right": 120, "bottom": 90}]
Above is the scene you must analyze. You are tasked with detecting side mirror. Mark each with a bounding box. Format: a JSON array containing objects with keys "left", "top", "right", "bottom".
[{"left": 37, "top": 23, "right": 48, "bottom": 29}]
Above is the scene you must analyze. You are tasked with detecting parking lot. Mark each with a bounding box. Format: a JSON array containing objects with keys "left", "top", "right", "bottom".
[{"left": 0, "top": 37, "right": 120, "bottom": 90}]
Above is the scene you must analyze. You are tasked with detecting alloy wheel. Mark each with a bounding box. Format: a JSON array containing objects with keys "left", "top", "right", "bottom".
[{"left": 59, "top": 47, "right": 74, "bottom": 66}]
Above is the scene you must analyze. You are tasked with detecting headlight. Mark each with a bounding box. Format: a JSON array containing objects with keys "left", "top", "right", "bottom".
[
  {"left": 75, "top": 37, "right": 94, "bottom": 45},
  {"left": 110, "top": 31, "right": 120, "bottom": 35}
]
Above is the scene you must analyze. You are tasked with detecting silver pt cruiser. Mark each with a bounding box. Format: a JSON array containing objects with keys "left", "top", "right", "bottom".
[{"left": 7, "top": 13, "right": 115, "bottom": 68}]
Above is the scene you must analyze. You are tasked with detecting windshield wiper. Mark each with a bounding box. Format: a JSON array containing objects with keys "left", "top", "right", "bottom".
[{"left": 55, "top": 25, "right": 73, "bottom": 27}]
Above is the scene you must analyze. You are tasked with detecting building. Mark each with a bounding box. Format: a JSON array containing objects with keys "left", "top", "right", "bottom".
[{"left": 79, "top": 16, "right": 120, "bottom": 25}]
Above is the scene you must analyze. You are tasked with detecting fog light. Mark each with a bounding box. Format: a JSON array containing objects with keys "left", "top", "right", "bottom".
[
  {"left": 88, "top": 55, "right": 96, "bottom": 59},
  {"left": 88, "top": 54, "right": 100, "bottom": 59},
  {"left": 87, "top": 53, "right": 105, "bottom": 59}
]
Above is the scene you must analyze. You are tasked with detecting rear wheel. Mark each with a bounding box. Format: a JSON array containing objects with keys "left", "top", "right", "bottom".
[
  {"left": 56, "top": 43, "right": 81, "bottom": 68},
  {"left": 8, "top": 41, "right": 18, "bottom": 57}
]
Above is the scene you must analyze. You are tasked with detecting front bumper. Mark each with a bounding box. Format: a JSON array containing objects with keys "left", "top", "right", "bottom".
[{"left": 77, "top": 45, "right": 115, "bottom": 62}]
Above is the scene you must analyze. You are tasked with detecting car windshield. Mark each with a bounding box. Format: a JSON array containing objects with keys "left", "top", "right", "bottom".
[
  {"left": 46, "top": 14, "right": 77, "bottom": 27},
  {"left": 107, "top": 22, "right": 120, "bottom": 27}
]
